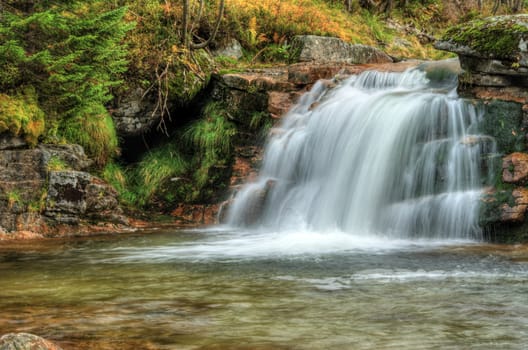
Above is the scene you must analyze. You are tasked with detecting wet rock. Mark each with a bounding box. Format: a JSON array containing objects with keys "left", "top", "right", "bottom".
[
  {"left": 290, "top": 35, "right": 392, "bottom": 64},
  {"left": 0, "top": 333, "right": 62, "bottom": 350},
  {"left": 171, "top": 204, "right": 220, "bottom": 225},
  {"left": 501, "top": 187, "right": 528, "bottom": 223},
  {"left": 480, "top": 100, "right": 524, "bottom": 154},
  {"left": 503, "top": 152, "right": 528, "bottom": 184}
]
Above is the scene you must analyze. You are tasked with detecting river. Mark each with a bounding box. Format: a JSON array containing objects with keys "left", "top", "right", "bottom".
[{"left": 1, "top": 228, "right": 527, "bottom": 349}]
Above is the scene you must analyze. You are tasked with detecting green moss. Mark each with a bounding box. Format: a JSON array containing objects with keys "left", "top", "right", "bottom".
[
  {"left": 170, "top": 49, "right": 214, "bottom": 105},
  {"left": 101, "top": 162, "right": 137, "bottom": 207},
  {"left": 442, "top": 16, "right": 528, "bottom": 61},
  {"left": 0, "top": 89, "right": 45, "bottom": 146},
  {"left": 46, "top": 156, "right": 69, "bottom": 171},
  {"left": 479, "top": 100, "right": 524, "bottom": 154}
]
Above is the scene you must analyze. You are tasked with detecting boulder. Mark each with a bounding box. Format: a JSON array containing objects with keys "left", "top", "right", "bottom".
[
  {"left": 45, "top": 170, "right": 127, "bottom": 225},
  {"left": 213, "top": 38, "right": 243, "bottom": 60},
  {"left": 0, "top": 333, "right": 62, "bottom": 350},
  {"left": 290, "top": 35, "right": 392, "bottom": 64},
  {"left": 435, "top": 15, "right": 528, "bottom": 87}
]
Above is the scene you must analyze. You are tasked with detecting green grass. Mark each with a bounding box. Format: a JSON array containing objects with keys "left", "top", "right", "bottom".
[
  {"left": 60, "top": 106, "right": 118, "bottom": 167},
  {"left": 183, "top": 102, "right": 237, "bottom": 156}
]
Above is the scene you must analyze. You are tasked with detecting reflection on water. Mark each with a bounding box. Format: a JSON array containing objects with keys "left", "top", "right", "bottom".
[{"left": 0, "top": 228, "right": 527, "bottom": 349}]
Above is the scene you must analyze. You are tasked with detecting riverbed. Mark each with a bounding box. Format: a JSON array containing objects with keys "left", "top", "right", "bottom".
[{"left": 1, "top": 228, "right": 527, "bottom": 349}]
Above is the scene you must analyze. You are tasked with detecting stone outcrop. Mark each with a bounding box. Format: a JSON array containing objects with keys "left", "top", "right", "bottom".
[
  {"left": 501, "top": 187, "right": 528, "bottom": 223},
  {"left": 45, "top": 170, "right": 126, "bottom": 225},
  {"left": 213, "top": 38, "right": 243, "bottom": 60},
  {"left": 0, "top": 333, "right": 62, "bottom": 350},
  {"left": 435, "top": 15, "right": 528, "bottom": 87},
  {"left": 0, "top": 136, "right": 127, "bottom": 240},
  {"left": 291, "top": 35, "right": 393, "bottom": 64}
]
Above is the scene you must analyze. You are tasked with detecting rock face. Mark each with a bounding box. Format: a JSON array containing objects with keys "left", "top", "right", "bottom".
[
  {"left": 111, "top": 87, "right": 162, "bottom": 137},
  {"left": 437, "top": 16, "right": 528, "bottom": 242},
  {"left": 291, "top": 35, "right": 393, "bottom": 64},
  {"left": 503, "top": 152, "right": 528, "bottom": 184},
  {"left": 0, "top": 333, "right": 62, "bottom": 350},
  {"left": 45, "top": 171, "right": 126, "bottom": 225},
  {"left": 435, "top": 15, "right": 528, "bottom": 87},
  {"left": 0, "top": 135, "right": 127, "bottom": 239}
]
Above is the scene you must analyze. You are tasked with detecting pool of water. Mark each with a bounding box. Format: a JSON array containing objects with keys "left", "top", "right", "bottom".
[{"left": 1, "top": 228, "right": 527, "bottom": 349}]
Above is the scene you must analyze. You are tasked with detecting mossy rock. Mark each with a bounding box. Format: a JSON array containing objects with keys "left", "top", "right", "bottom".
[
  {"left": 479, "top": 100, "right": 525, "bottom": 154},
  {"left": 170, "top": 49, "right": 214, "bottom": 105},
  {"left": 439, "top": 15, "right": 528, "bottom": 63}
]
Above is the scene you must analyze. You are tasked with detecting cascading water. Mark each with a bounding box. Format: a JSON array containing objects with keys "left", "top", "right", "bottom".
[{"left": 226, "top": 63, "right": 496, "bottom": 240}]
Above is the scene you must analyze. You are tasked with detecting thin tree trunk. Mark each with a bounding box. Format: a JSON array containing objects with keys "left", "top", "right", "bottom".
[{"left": 190, "top": 0, "right": 225, "bottom": 49}]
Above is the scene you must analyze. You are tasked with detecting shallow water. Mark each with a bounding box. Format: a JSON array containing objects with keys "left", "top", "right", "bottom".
[{"left": 1, "top": 228, "right": 527, "bottom": 349}]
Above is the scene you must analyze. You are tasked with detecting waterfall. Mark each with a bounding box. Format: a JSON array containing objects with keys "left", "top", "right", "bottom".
[{"left": 226, "top": 64, "right": 496, "bottom": 240}]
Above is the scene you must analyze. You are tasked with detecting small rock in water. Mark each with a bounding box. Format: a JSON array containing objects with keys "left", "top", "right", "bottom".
[{"left": 0, "top": 333, "right": 62, "bottom": 350}]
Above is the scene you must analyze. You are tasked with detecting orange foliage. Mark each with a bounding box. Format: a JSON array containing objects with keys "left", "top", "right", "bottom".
[{"left": 226, "top": 0, "right": 355, "bottom": 43}]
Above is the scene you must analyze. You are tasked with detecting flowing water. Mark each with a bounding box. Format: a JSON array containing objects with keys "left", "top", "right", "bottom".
[
  {"left": 227, "top": 64, "right": 495, "bottom": 239},
  {"left": 2, "top": 64, "right": 528, "bottom": 349}
]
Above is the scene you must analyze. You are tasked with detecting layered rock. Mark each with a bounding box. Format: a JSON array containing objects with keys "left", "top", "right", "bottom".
[
  {"left": 435, "top": 15, "right": 528, "bottom": 87},
  {"left": 0, "top": 136, "right": 127, "bottom": 240}
]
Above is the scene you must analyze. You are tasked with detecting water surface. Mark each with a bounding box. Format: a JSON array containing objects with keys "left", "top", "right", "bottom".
[{"left": 1, "top": 228, "right": 527, "bottom": 349}]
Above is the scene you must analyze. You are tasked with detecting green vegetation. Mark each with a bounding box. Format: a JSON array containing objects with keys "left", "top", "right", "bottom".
[
  {"left": 46, "top": 156, "right": 69, "bottom": 172},
  {"left": 0, "top": 89, "right": 44, "bottom": 146},
  {"left": 1, "top": 1, "right": 132, "bottom": 163},
  {"left": 2, "top": 0, "right": 527, "bottom": 217}
]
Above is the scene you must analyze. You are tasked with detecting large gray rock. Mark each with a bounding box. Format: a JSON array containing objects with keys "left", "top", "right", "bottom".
[
  {"left": 435, "top": 15, "right": 528, "bottom": 87},
  {"left": 0, "top": 136, "right": 128, "bottom": 236},
  {"left": 45, "top": 170, "right": 127, "bottom": 225},
  {"left": 290, "top": 35, "right": 392, "bottom": 64},
  {"left": 0, "top": 333, "right": 62, "bottom": 350}
]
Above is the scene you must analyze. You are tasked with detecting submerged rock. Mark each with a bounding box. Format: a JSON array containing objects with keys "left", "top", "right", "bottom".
[{"left": 0, "top": 333, "right": 62, "bottom": 350}]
